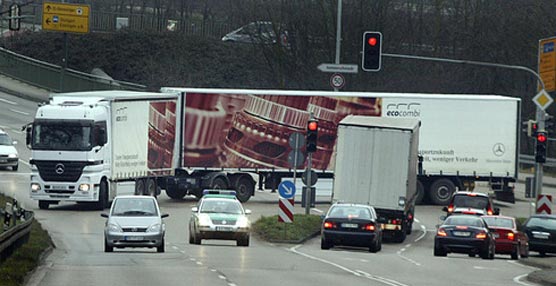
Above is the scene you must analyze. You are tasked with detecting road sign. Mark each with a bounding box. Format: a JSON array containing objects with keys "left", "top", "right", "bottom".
[
  {"left": 317, "top": 63, "right": 358, "bottom": 74},
  {"left": 533, "top": 90, "right": 554, "bottom": 110},
  {"left": 289, "top": 132, "right": 305, "bottom": 149},
  {"left": 278, "top": 181, "right": 296, "bottom": 199},
  {"left": 539, "top": 37, "right": 556, "bottom": 92},
  {"left": 302, "top": 169, "right": 317, "bottom": 186},
  {"left": 278, "top": 198, "right": 294, "bottom": 223},
  {"left": 537, "top": 194, "right": 553, "bottom": 214},
  {"left": 287, "top": 151, "right": 305, "bottom": 168},
  {"left": 42, "top": 2, "right": 90, "bottom": 34},
  {"left": 330, "top": 73, "right": 345, "bottom": 89}
]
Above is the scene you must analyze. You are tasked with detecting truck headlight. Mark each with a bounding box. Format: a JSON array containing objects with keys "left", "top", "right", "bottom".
[
  {"left": 147, "top": 223, "right": 161, "bottom": 233},
  {"left": 107, "top": 223, "right": 122, "bottom": 233},
  {"left": 79, "top": 184, "right": 91, "bottom": 192},
  {"left": 31, "top": 183, "right": 41, "bottom": 192}
]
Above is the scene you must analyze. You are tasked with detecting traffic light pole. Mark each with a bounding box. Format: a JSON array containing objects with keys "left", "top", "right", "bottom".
[
  {"left": 333, "top": 0, "right": 342, "bottom": 92},
  {"left": 383, "top": 52, "right": 548, "bottom": 198},
  {"left": 305, "top": 153, "right": 312, "bottom": 215}
]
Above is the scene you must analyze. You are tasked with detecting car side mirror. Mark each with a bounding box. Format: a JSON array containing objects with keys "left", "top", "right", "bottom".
[
  {"left": 494, "top": 208, "right": 500, "bottom": 215},
  {"left": 161, "top": 213, "right": 169, "bottom": 218},
  {"left": 320, "top": 214, "right": 326, "bottom": 220},
  {"left": 245, "top": 209, "right": 252, "bottom": 215},
  {"left": 442, "top": 206, "right": 448, "bottom": 212},
  {"left": 191, "top": 207, "right": 198, "bottom": 212},
  {"left": 12, "top": 140, "right": 17, "bottom": 145},
  {"left": 100, "top": 213, "right": 109, "bottom": 218}
]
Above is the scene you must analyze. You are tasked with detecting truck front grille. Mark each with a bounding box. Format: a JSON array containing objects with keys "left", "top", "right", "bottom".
[{"left": 33, "top": 160, "right": 88, "bottom": 182}]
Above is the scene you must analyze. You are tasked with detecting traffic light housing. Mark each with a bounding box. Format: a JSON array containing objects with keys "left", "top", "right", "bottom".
[
  {"left": 536, "top": 131, "right": 548, "bottom": 163},
  {"left": 362, "top": 31, "right": 382, "bottom": 72},
  {"left": 546, "top": 115, "right": 554, "bottom": 133},
  {"left": 527, "top": 119, "right": 538, "bottom": 137},
  {"left": 306, "top": 119, "right": 318, "bottom": 153}
]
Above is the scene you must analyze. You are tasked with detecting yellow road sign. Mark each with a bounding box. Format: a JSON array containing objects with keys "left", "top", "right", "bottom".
[
  {"left": 42, "top": 2, "right": 90, "bottom": 34},
  {"left": 534, "top": 89, "right": 554, "bottom": 110},
  {"left": 539, "top": 37, "right": 556, "bottom": 92}
]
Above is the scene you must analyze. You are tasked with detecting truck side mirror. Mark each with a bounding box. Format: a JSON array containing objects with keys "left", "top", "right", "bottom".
[{"left": 24, "top": 123, "right": 32, "bottom": 148}]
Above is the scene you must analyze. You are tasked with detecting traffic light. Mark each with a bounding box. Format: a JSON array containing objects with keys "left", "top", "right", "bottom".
[
  {"left": 546, "top": 114, "right": 554, "bottom": 133},
  {"left": 536, "top": 131, "right": 548, "bottom": 163},
  {"left": 306, "top": 119, "right": 318, "bottom": 153},
  {"left": 527, "top": 119, "right": 538, "bottom": 137},
  {"left": 362, "top": 31, "right": 382, "bottom": 72}
]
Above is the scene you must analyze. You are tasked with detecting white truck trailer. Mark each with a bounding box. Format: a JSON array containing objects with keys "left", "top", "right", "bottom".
[
  {"left": 27, "top": 88, "right": 519, "bottom": 209},
  {"left": 332, "top": 116, "right": 420, "bottom": 242}
]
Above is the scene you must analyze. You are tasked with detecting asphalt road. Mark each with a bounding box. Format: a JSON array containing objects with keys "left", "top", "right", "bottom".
[{"left": 0, "top": 90, "right": 547, "bottom": 286}]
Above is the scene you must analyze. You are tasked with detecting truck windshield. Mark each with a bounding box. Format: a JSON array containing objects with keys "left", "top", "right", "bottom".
[{"left": 32, "top": 121, "right": 94, "bottom": 151}]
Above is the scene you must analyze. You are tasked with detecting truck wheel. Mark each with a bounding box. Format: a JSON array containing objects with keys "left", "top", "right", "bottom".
[
  {"left": 97, "top": 180, "right": 109, "bottom": 210},
  {"left": 415, "top": 181, "right": 425, "bottom": 205},
  {"left": 429, "top": 179, "right": 456, "bottom": 205},
  {"left": 146, "top": 178, "right": 157, "bottom": 197},
  {"left": 166, "top": 186, "right": 187, "bottom": 200},
  {"left": 212, "top": 177, "right": 227, "bottom": 189},
  {"left": 135, "top": 179, "right": 146, "bottom": 195},
  {"left": 38, "top": 200, "right": 49, "bottom": 210},
  {"left": 235, "top": 176, "right": 254, "bottom": 203}
]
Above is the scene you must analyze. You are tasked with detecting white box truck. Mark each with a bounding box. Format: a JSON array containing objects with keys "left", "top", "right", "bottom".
[
  {"left": 332, "top": 115, "right": 420, "bottom": 242},
  {"left": 27, "top": 88, "right": 519, "bottom": 209}
]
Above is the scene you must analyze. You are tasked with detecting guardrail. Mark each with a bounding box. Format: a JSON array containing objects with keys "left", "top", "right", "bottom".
[
  {"left": 0, "top": 209, "right": 34, "bottom": 263},
  {"left": 519, "top": 154, "right": 556, "bottom": 168},
  {"left": 0, "top": 47, "right": 146, "bottom": 92}
]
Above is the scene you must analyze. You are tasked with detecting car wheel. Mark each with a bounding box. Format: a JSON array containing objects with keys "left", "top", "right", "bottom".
[
  {"left": 522, "top": 244, "right": 529, "bottom": 258},
  {"left": 97, "top": 180, "right": 109, "bottom": 210},
  {"left": 157, "top": 238, "right": 165, "bottom": 253},
  {"left": 433, "top": 247, "right": 447, "bottom": 257},
  {"left": 12, "top": 164, "right": 18, "bottom": 171},
  {"left": 189, "top": 231, "right": 194, "bottom": 244},
  {"left": 321, "top": 238, "right": 332, "bottom": 250},
  {"left": 237, "top": 235, "right": 250, "bottom": 247},
  {"left": 104, "top": 239, "right": 113, "bottom": 253},
  {"left": 193, "top": 233, "right": 202, "bottom": 245},
  {"left": 369, "top": 238, "right": 380, "bottom": 253},
  {"left": 38, "top": 200, "right": 49, "bottom": 210},
  {"left": 511, "top": 245, "right": 519, "bottom": 260},
  {"left": 539, "top": 251, "right": 546, "bottom": 257}
]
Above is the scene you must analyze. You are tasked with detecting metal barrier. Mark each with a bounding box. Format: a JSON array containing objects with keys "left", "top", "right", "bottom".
[
  {"left": 0, "top": 204, "right": 34, "bottom": 264},
  {"left": 519, "top": 154, "right": 556, "bottom": 168},
  {"left": 0, "top": 47, "right": 146, "bottom": 92}
]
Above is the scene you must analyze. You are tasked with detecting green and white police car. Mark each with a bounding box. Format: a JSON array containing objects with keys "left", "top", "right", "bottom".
[{"left": 189, "top": 190, "right": 251, "bottom": 246}]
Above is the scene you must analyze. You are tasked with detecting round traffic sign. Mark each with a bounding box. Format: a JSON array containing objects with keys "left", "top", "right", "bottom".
[
  {"left": 330, "top": 73, "right": 345, "bottom": 89},
  {"left": 287, "top": 150, "right": 305, "bottom": 168},
  {"left": 302, "top": 170, "right": 318, "bottom": 186},
  {"left": 288, "top": 132, "right": 305, "bottom": 149},
  {"left": 278, "top": 180, "right": 296, "bottom": 199}
]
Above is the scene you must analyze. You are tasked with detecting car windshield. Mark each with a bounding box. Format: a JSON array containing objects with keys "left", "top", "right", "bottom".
[
  {"left": 444, "top": 216, "right": 483, "bottom": 227},
  {"left": 453, "top": 195, "right": 489, "bottom": 209},
  {"left": 200, "top": 199, "right": 243, "bottom": 214},
  {"left": 111, "top": 198, "right": 158, "bottom": 216},
  {"left": 0, "top": 134, "right": 12, "bottom": 145},
  {"left": 328, "top": 206, "right": 372, "bottom": 219},
  {"left": 526, "top": 217, "right": 556, "bottom": 229},
  {"left": 482, "top": 217, "right": 514, "bottom": 228}
]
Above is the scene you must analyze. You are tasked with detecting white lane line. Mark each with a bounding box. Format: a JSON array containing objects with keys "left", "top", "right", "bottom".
[
  {"left": 415, "top": 224, "right": 427, "bottom": 242},
  {"left": 9, "top": 108, "right": 29, "bottom": 116},
  {"left": 172, "top": 246, "right": 179, "bottom": 250},
  {"left": 289, "top": 245, "right": 408, "bottom": 286},
  {"left": 0, "top": 98, "right": 17, "bottom": 105},
  {"left": 311, "top": 208, "right": 324, "bottom": 214},
  {"left": 507, "top": 260, "right": 541, "bottom": 271},
  {"left": 513, "top": 273, "right": 537, "bottom": 286},
  {"left": 218, "top": 275, "right": 226, "bottom": 280}
]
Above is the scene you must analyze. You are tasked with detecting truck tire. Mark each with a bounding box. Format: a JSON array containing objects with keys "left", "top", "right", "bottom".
[
  {"left": 235, "top": 176, "right": 254, "bottom": 203},
  {"left": 166, "top": 186, "right": 187, "bottom": 200},
  {"left": 135, "top": 178, "right": 146, "bottom": 195},
  {"left": 146, "top": 178, "right": 157, "bottom": 197},
  {"left": 38, "top": 200, "right": 49, "bottom": 210},
  {"left": 429, "top": 179, "right": 456, "bottom": 205},
  {"left": 97, "top": 180, "right": 109, "bottom": 210},
  {"left": 211, "top": 177, "right": 228, "bottom": 189},
  {"left": 415, "top": 181, "right": 425, "bottom": 205}
]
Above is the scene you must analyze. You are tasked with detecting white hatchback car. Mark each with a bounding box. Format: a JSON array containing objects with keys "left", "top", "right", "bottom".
[
  {"left": 0, "top": 128, "right": 18, "bottom": 171},
  {"left": 101, "top": 196, "right": 169, "bottom": 253}
]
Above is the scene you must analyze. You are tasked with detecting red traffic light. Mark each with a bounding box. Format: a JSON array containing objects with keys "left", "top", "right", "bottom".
[
  {"left": 367, "top": 37, "right": 377, "bottom": 46},
  {"left": 308, "top": 121, "right": 318, "bottom": 131},
  {"left": 537, "top": 132, "right": 547, "bottom": 143}
]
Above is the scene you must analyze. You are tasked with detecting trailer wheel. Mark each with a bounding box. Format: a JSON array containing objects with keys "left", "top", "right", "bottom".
[
  {"left": 146, "top": 178, "right": 157, "bottom": 197},
  {"left": 415, "top": 181, "right": 425, "bottom": 205},
  {"left": 211, "top": 177, "right": 228, "bottom": 189},
  {"left": 135, "top": 178, "right": 146, "bottom": 195},
  {"left": 429, "top": 179, "right": 456, "bottom": 205},
  {"left": 166, "top": 186, "right": 187, "bottom": 200},
  {"left": 235, "top": 176, "right": 254, "bottom": 203}
]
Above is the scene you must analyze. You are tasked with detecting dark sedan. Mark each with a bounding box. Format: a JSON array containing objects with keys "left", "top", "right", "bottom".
[
  {"left": 522, "top": 214, "right": 556, "bottom": 256},
  {"left": 482, "top": 215, "right": 529, "bottom": 260},
  {"left": 434, "top": 214, "right": 495, "bottom": 259},
  {"left": 321, "top": 203, "right": 383, "bottom": 253}
]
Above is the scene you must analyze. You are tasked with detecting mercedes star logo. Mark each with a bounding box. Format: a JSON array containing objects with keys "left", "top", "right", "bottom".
[
  {"left": 222, "top": 220, "right": 227, "bottom": 225},
  {"left": 55, "top": 163, "right": 65, "bottom": 175},
  {"left": 493, "top": 143, "right": 506, "bottom": 157}
]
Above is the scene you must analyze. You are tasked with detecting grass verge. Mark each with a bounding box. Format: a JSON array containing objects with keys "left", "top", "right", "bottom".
[{"left": 252, "top": 214, "right": 322, "bottom": 242}]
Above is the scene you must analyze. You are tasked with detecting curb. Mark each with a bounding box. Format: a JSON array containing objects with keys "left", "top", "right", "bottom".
[{"left": 267, "top": 231, "right": 320, "bottom": 244}]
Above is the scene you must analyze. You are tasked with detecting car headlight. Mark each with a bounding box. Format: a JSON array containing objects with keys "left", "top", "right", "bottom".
[
  {"left": 8, "top": 153, "right": 17, "bottom": 158},
  {"left": 236, "top": 216, "right": 250, "bottom": 228},
  {"left": 147, "top": 223, "right": 161, "bottom": 233},
  {"left": 107, "top": 223, "right": 122, "bottom": 233},
  {"left": 198, "top": 215, "right": 212, "bottom": 227}
]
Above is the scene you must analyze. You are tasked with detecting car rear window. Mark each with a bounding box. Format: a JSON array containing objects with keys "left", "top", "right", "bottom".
[
  {"left": 453, "top": 195, "right": 489, "bottom": 209},
  {"left": 482, "top": 217, "right": 514, "bottom": 228},
  {"left": 328, "top": 206, "right": 371, "bottom": 219},
  {"left": 526, "top": 217, "right": 556, "bottom": 229},
  {"left": 444, "top": 216, "right": 483, "bottom": 227}
]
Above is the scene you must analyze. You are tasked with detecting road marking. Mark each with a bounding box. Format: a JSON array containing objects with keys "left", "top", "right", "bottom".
[
  {"left": 513, "top": 273, "right": 537, "bottom": 286},
  {"left": 0, "top": 98, "right": 17, "bottom": 105},
  {"left": 289, "top": 245, "right": 409, "bottom": 286},
  {"left": 414, "top": 221, "right": 427, "bottom": 242},
  {"left": 311, "top": 208, "right": 324, "bottom": 214},
  {"left": 218, "top": 275, "right": 226, "bottom": 280},
  {"left": 507, "top": 260, "right": 541, "bottom": 271},
  {"left": 9, "top": 108, "right": 29, "bottom": 116}
]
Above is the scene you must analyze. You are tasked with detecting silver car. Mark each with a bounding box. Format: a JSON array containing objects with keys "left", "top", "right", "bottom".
[
  {"left": 0, "top": 128, "right": 18, "bottom": 171},
  {"left": 101, "top": 195, "right": 169, "bottom": 253}
]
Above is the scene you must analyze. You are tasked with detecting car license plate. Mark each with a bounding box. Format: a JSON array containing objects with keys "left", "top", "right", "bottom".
[
  {"left": 126, "top": 236, "right": 143, "bottom": 241},
  {"left": 342, "top": 223, "right": 358, "bottom": 229},
  {"left": 493, "top": 233, "right": 500, "bottom": 238},
  {"left": 453, "top": 231, "right": 470, "bottom": 237},
  {"left": 533, "top": 233, "right": 550, "bottom": 239},
  {"left": 216, "top": 226, "right": 234, "bottom": 232}
]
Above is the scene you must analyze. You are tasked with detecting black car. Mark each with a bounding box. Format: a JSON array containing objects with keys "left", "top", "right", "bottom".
[
  {"left": 522, "top": 214, "right": 556, "bottom": 256},
  {"left": 443, "top": 191, "right": 500, "bottom": 217},
  {"left": 434, "top": 214, "right": 496, "bottom": 259},
  {"left": 321, "top": 203, "right": 383, "bottom": 253}
]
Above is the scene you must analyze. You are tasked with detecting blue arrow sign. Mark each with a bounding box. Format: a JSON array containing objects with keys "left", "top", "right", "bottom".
[{"left": 278, "top": 180, "right": 296, "bottom": 199}]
